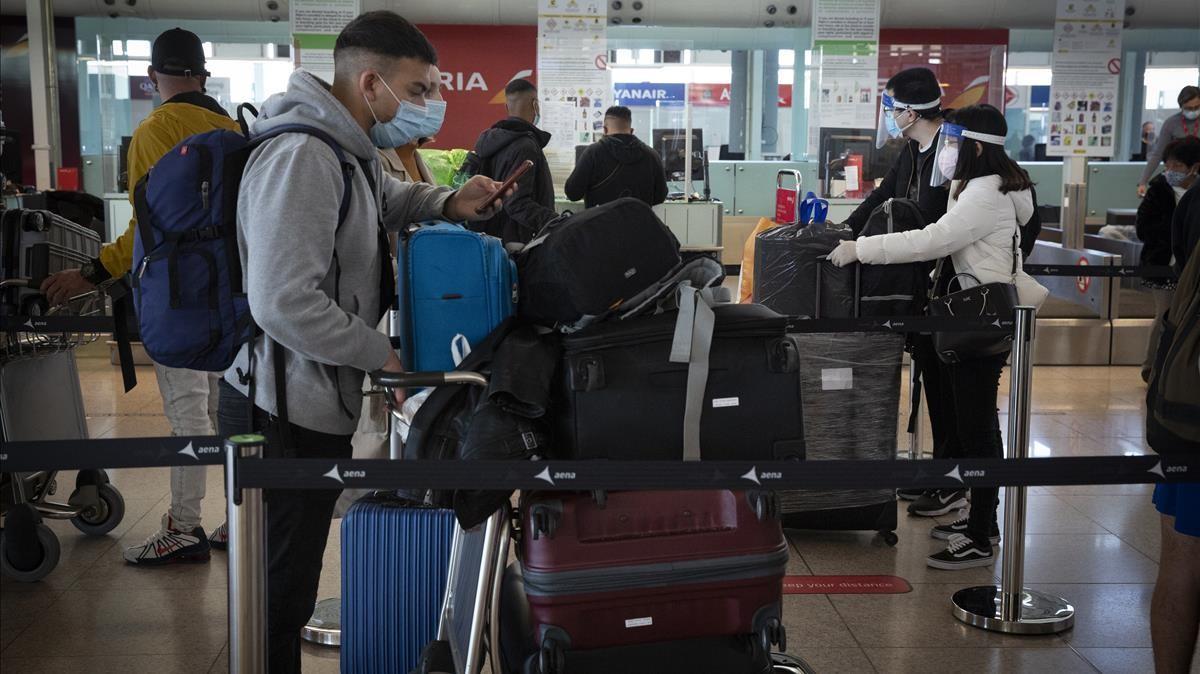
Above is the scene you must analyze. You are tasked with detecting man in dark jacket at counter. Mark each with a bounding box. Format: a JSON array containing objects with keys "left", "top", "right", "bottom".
[
  {"left": 845, "top": 67, "right": 948, "bottom": 234},
  {"left": 565, "top": 105, "right": 668, "bottom": 208},
  {"left": 470, "top": 78, "right": 558, "bottom": 245}
]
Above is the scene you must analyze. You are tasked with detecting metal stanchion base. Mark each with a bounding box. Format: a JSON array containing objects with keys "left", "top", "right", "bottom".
[
  {"left": 952, "top": 586, "right": 1075, "bottom": 635},
  {"left": 301, "top": 597, "right": 341, "bottom": 646}
]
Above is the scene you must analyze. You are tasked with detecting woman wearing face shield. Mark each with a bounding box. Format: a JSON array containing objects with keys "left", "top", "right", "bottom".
[{"left": 828, "top": 104, "right": 1049, "bottom": 571}]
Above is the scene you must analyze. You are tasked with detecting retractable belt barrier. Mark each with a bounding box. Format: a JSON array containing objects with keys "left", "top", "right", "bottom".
[{"left": 2, "top": 438, "right": 1195, "bottom": 492}]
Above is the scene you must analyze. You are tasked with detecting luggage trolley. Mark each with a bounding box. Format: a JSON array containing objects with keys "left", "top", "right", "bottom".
[{"left": 0, "top": 278, "right": 127, "bottom": 582}]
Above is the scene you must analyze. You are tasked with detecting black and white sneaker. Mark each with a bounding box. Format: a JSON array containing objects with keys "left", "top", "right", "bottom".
[
  {"left": 897, "top": 488, "right": 925, "bottom": 501},
  {"left": 908, "top": 488, "right": 969, "bottom": 517},
  {"left": 931, "top": 516, "right": 1000, "bottom": 544},
  {"left": 927, "top": 534, "right": 994, "bottom": 570},
  {"left": 122, "top": 514, "right": 211, "bottom": 566}
]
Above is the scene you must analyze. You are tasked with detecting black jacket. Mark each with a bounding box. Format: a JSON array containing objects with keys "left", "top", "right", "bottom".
[
  {"left": 564, "top": 134, "right": 668, "bottom": 208},
  {"left": 1173, "top": 180, "right": 1200, "bottom": 275},
  {"left": 845, "top": 136, "right": 950, "bottom": 236},
  {"left": 471, "top": 117, "right": 558, "bottom": 245},
  {"left": 1136, "top": 174, "right": 1178, "bottom": 269}
]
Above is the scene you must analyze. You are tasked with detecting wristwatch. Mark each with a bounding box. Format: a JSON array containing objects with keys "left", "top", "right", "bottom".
[{"left": 80, "top": 258, "right": 112, "bottom": 285}]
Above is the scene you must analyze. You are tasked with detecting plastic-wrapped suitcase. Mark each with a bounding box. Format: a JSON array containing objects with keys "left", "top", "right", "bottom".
[
  {"left": 752, "top": 220, "right": 855, "bottom": 319},
  {"left": 516, "top": 490, "right": 788, "bottom": 674},
  {"left": 554, "top": 303, "right": 805, "bottom": 461},
  {"left": 340, "top": 497, "right": 457, "bottom": 673},
  {"left": 781, "top": 331, "right": 903, "bottom": 544}
]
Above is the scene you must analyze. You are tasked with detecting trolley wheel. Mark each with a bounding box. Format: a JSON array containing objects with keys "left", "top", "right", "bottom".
[
  {"left": 0, "top": 523, "right": 61, "bottom": 582},
  {"left": 70, "top": 483, "right": 126, "bottom": 537},
  {"left": 880, "top": 530, "right": 899, "bottom": 547},
  {"left": 538, "top": 637, "right": 565, "bottom": 674}
]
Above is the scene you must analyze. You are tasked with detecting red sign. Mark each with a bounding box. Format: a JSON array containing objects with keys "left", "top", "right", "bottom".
[
  {"left": 878, "top": 29, "right": 1009, "bottom": 112},
  {"left": 688, "top": 83, "right": 793, "bottom": 108},
  {"left": 417, "top": 24, "right": 537, "bottom": 150},
  {"left": 1077, "top": 257, "right": 1091, "bottom": 293},
  {"left": 782, "top": 575, "right": 912, "bottom": 595},
  {"left": 1107, "top": 58, "right": 1121, "bottom": 74}
]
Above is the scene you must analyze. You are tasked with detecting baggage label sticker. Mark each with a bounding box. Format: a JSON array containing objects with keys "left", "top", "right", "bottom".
[
  {"left": 625, "top": 617, "right": 653, "bottom": 628},
  {"left": 821, "top": 367, "right": 854, "bottom": 391},
  {"left": 712, "top": 397, "right": 740, "bottom": 409}
]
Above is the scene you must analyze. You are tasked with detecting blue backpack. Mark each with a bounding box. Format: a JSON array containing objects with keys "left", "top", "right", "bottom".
[{"left": 131, "top": 105, "right": 353, "bottom": 371}]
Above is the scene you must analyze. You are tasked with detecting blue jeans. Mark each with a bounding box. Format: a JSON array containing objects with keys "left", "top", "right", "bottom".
[{"left": 217, "top": 379, "right": 352, "bottom": 674}]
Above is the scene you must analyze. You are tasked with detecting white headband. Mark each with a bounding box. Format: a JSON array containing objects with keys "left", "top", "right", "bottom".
[
  {"left": 961, "top": 129, "right": 1007, "bottom": 145},
  {"left": 893, "top": 97, "right": 941, "bottom": 110}
]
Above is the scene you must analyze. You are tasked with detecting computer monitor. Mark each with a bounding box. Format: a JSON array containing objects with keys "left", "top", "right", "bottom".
[{"left": 653, "top": 128, "right": 704, "bottom": 181}]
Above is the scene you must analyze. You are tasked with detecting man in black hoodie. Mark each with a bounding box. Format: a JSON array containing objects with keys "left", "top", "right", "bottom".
[
  {"left": 565, "top": 105, "right": 668, "bottom": 208},
  {"left": 470, "top": 78, "right": 558, "bottom": 245}
]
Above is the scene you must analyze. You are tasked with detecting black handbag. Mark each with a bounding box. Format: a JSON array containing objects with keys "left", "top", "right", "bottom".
[{"left": 927, "top": 228, "right": 1020, "bottom": 364}]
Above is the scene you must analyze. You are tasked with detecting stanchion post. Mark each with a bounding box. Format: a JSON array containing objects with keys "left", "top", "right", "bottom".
[
  {"left": 951, "top": 307, "right": 1075, "bottom": 634},
  {"left": 227, "top": 435, "right": 267, "bottom": 674}
]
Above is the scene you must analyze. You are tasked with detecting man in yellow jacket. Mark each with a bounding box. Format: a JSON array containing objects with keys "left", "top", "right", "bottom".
[{"left": 41, "top": 28, "right": 239, "bottom": 565}]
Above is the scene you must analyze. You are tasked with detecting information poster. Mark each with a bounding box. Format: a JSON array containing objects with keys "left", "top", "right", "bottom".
[
  {"left": 1047, "top": 0, "right": 1124, "bottom": 157},
  {"left": 291, "top": 0, "right": 359, "bottom": 82},
  {"left": 537, "top": 0, "right": 609, "bottom": 183},
  {"left": 811, "top": 0, "right": 880, "bottom": 130}
]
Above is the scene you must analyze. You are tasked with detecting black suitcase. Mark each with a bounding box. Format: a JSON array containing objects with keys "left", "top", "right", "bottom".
[
  {"left": 753, "top": 221, "right": 855, "bottom": 319},
  {"left": 553, "top": 303, "right": 805, "bottom": 461},
  {"left": 518, "top": 197, "right": 681, "bottom": 330}
]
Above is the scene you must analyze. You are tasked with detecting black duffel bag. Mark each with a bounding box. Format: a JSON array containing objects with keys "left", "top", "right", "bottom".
[{"left": 517, "top": 197, "right": 681, "bottom": 331}]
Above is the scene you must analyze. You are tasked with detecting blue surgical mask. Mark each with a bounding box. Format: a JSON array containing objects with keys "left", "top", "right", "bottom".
[
  {"left": 414, "top": 99, "right": 447, "bottom": 139},
  {"left": 1164, "top": 169, "right": 1192, "bottom": 187},
  {"left": 884, "top": 112, "right": 900, "bottom": 138},
  {"left": 365, "top": 78, "right": 428, "bottom": 149},
  {"left": 1182, "top": 108, "right": 1200, "bottom": 121}
]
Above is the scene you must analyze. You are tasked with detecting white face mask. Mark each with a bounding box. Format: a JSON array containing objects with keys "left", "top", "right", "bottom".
[
  {"left": 937, "top": 145, "right": 959, "bottom": 181},
  {"left": 1182, "top": 108, "right": 1200, "bottom": 121}
]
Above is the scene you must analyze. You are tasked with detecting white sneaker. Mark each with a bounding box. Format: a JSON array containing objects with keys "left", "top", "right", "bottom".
[
  {"left": 122, "top": 514, "right": 211, "bottom": 566},
  {"left": 209, "top": 522, "right": 228, "bottom": 551}
]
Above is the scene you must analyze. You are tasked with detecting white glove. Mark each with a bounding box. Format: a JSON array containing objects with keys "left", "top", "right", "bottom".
[{"left": 828, "top": 240, "right": 859, "bottom": 267}]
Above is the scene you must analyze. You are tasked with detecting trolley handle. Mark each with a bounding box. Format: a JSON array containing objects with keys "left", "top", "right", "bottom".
[{"left": 369, "top": 370, "right": 488, "bottom": 390}]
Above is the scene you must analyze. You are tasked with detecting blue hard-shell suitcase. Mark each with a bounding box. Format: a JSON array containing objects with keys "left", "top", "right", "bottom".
[
  {"left": 400, "top": 222, "right": 517, "bottom": 373},
  {"left": 341, "top": 497, "right": 458, "bottom": 674}
]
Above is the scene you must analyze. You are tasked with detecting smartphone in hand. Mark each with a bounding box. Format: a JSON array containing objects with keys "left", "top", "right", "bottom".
[{"left": 475, "top": 159, "right": 534, "bottom": 214}]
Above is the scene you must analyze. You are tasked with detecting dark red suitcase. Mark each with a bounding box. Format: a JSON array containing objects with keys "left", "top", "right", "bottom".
[{"left": 518, "top": 490, "right": 788, "bottom": 673}]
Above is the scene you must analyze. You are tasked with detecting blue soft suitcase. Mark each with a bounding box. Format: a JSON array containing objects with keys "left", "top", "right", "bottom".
[
  {"left": 400, "top": 222, "right": 517, "bottom": 373},
  {"left": 341, "top": 497, "right": 458, "bottom": 674}
]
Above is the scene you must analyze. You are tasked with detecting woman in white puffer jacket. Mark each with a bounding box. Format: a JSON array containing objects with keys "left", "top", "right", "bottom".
[{"left": 829, "top": 103, "right": 1048, "bottom": 571}]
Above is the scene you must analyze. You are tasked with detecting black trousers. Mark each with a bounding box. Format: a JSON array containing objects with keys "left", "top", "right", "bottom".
[
  {"left": 909, "top": 334, "right": 958, "bottom": 461},
  {"left": 929, "top": 351, "right": 1008, "bottom": 545},
  {"left": 217, "top": 380, "right": 352, "bottom": 674}
]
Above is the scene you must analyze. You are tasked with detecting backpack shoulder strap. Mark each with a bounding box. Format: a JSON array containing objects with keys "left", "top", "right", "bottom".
[{"left": 251, "top": 124, "right": 355, "bottom": 229}]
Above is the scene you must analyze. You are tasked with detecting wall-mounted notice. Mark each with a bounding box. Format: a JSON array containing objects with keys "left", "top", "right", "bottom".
[
  {"left": 1047, "top": 0, "right": 1124, "bottom": 158},
  {"left": 291, "top": 0, "right": 359, "bottom": 82},
  {"left": 811, "top": 0, "right": 880, "bottom": 130},
  {"left": 537, "top": 0, "right": 609, "bottom": 183}
]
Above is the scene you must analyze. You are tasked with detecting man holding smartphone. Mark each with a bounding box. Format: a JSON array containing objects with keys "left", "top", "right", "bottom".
[
  {"left": 469, "top": 78, "right": 559, "bottom": 245},
  {"left": 218, "top": 12, "right": 508, "bottom": 670}
]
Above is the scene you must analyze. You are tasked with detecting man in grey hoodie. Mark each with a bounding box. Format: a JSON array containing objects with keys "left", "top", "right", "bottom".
[{"left": 216, "top": 12, "right": 508, "bottom": 670}]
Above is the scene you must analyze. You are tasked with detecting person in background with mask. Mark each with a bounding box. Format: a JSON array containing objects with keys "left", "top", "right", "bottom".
[
  {"left": 1136, "top": 136, "right": 1200, "bottom": 382},
  {"left": 829, "top": 104, "right": 1049, "bottom": 569},
  {"left": 378, "top": 64, "right": 444, "bottom": 183},
  {"left": 844, "top": 68, "right": 965, "bottom": 516},
  {"left": 1138, "top": 86, "right": 1200, "bottom": 197},
  {"left": 219, "top": 12, "right": 509, "bottom": 670},
  {"left": 469, "top": 78, "right": 558, "bottom": 245}
]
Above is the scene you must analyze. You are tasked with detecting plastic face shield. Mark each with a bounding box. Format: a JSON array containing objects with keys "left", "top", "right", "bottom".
[
  {"left": 930, "top": 122, "right": 1008, "bottom": 187},
  {"left": 875, "top": 93, "right": 940, "bottom": 148}
]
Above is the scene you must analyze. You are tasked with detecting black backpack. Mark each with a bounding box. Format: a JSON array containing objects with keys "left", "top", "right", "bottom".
[{"left": 858, "top": 198, "right": 931, "bottom": 317}]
